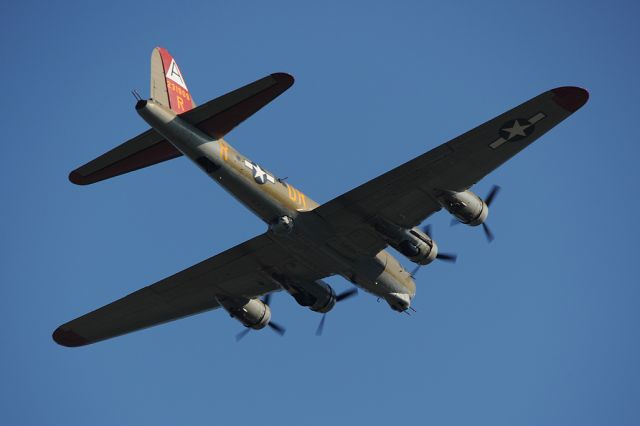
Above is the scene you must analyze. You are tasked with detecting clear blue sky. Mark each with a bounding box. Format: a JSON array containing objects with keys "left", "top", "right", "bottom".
[{"left": 2, "top": 1, "right": 639, "bottom": 425}]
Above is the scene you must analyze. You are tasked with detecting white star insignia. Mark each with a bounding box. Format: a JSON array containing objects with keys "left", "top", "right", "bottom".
[
  {"left": 502, "top": 120, "right": 531, "bottom": 140},
  {"left": 490, "top": 113, "right": 546, "bottom": 150},
  {"left": 243, "top": 160, "right": 275, "bottom": 184},
  {"left": 253, "top": 164, "right": 266, "bottom": 183}
]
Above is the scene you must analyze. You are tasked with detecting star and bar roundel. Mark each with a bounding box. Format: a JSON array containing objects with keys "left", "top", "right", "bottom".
[
  {"left": 243, "top": 160, "right": 275, "bottom": 184},
  {"left": 489, "top": 112, "right": 546, "bottom": 149}
]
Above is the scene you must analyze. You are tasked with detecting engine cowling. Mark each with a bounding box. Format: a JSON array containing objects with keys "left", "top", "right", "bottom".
[
  {"left": 271, "top": 275, "right": 336, "bottom": 313},
  {"left": 437, "top": 190, "right": 488, "bottom": 226},
  {"left": 376, "top": 222, "right": 438, "bottom": 265},
  {"left": 216, "top": 295, "right": 271, "bottom": 330}
]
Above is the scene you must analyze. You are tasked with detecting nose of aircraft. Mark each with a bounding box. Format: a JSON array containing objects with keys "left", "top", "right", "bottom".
[{"left": 386, "top": 292, "right": 412, "bottom": 312}]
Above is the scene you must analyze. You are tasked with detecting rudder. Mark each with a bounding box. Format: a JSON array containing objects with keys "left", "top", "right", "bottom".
[{"left": 150, "top": 47, "right": 196, "bottom": 113}]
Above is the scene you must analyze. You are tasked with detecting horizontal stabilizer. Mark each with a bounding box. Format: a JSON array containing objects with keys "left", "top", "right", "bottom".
[
  {"left": 69, "top": 130, "right": 178, "bottom": 185},
  {"left": 183, "top": 72, "right": 294, "bottom": 140},
  {"left": 69, "top": 72, "right": 294, "bottom": 185}
]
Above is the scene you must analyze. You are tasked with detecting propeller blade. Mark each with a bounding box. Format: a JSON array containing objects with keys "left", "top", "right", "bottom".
[
  {"left": 268, "top": 321, "right": 286, "bottom": 336},
  {"left": 421, "top": 224, "right": 432, "bottom": 236},
  {"left": 485, "top": 185, "right": 501, "bottom": 207},
  {"left": 262, "top": 293, "right": 272, "bottom": 305},
  {"left": 313, "top": 288, "right": 357, "bottom": 337},
  {"left": 482, "top": 222, "right": 495, "bottom": 243},
  {"left": 410, "top": 264, "right": 422, "bottom": 278},
  {"left": 315, "top": 314, "right": 327, "bottom": 336},
  {"left": 336, "top": 288, "right": 358, "bottom": 302},
  {"left": 235, "top": 328, "right": 251, "bottom": 342},
  {"left": 450, "top": 218, "right": 461, "bottom": 227},
  {"left": 314, "top": 288, "right": 357, "bottom": 337},
  {"left": 436, "top": 252, "right": 458, "bottom": 263}
]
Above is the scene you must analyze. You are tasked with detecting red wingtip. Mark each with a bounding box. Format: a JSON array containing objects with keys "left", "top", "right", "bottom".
[
  {"left": 552, "top": 86, "right": 589, "bottom": 112},
  {"left": 52, "top": 327, "right": 88, "bottom": 347}
]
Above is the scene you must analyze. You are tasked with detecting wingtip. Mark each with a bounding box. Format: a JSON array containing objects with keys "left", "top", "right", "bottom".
[
  {"left": 552, "top": 86, "right": 589, "bottom": 112},
  {"left": 270, "top": 72, "right": 295, "bottom": 88},
  {"left": 68, "top": 170, "right": 90, "bottom": 185},
  {"left": 52, "top": 326, "right": 89, "bottom": 347}
]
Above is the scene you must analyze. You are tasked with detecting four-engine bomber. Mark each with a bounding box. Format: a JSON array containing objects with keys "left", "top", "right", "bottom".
[{"left": 52, "top": 46, "right": 588, "bottom": 347}]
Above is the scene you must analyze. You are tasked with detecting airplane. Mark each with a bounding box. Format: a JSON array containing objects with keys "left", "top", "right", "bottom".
[{"left": 52, "top": 47, "right": 589, "bottom": 347}]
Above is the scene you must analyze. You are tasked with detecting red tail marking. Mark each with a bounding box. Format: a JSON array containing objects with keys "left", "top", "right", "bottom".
[{"left": 157, "top": 47, "right": 196, "bottom": 113}]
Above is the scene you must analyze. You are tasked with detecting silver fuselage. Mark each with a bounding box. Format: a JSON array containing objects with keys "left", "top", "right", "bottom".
[{"left": 137, "top": 99, "right": 415, "bottom": 310}]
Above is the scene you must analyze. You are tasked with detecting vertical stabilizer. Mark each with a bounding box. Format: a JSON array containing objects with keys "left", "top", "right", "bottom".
[{"left": 150, "top": 47, "right": 196, "bottom": 113}]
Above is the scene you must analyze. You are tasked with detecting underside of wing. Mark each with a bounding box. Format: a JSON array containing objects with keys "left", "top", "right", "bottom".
[
  {"left": 68, "top": 130, "right": 180, "bottom": 185},
  {"left": 53, "top": 233, "right": 313, "bottom": 347},
  {"left": 69, "top": 73, "right": 294, "bottom": 185},
  {"left": 313, "top": 87, "right": 588, "bottom": 249}
]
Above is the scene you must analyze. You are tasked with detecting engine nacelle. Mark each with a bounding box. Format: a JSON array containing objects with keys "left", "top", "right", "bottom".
[
  {"left": 216, "top": 295, "right": 271, "bottom": 330},
  {"left": 271, "top": 275, "right": 336, "bottom": 313},
  {"left": 437, "top": 190, "right": 488, "bottom": 226},
  {"left": 376, "top": 223, "right": 438, "bottom": 265}
]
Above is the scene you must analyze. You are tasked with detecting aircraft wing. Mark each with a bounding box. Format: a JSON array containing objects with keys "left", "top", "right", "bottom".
[
  {"left": 69, "top": 73, "right": 294, "bottom": 185},
  {"left": 312, "top": 87, "right": 588, "bottom": 255},
  {"left": 53, "top": 232, "right": 316, "bottom": 347}
]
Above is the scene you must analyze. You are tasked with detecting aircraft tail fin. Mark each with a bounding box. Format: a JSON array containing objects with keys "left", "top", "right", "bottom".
[{"left": 150, "top": 47, "right": 196, "bottom": 113}]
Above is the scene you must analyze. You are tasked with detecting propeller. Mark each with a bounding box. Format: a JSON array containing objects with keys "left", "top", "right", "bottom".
[
  {"left": 484, "top": 184, "right": 500, "bottom": 206},
  {"left": 336, "top": 288, "right": 358, "bottom": 302},
  {"left": 421, "top": 224, "right": 458, "bottom": 262},
  {"left": 235, "top": 319, "right": 286, "bottom": 341},
  {"left": 267, "top": 321, "right": 286, "bottom": 336},
  {"left": 410, "top": 224, "right": 458, "bottom": 278},
  {"left": 481, "top": 223, "right": 494, "bottom": 243},
  {"left": 481, "top": 185, "right": 500, "bottom": 243},
  {"left": 409, "top": 263, "right": 423, "bottom": 278},
  {"left": 315, "top": 314, "right": 327, "bottom": 337},
  {"left": 436, "top": 252, "right": 458, "bottom": 262},
  {"left": 420, "top": 223, "right": 458, "bottom": 266},
  {"left": 449, "top": 185, "right": 501, "bottom": 243},
  {"left": 235, "top": 328, "right": 251, "bottom": 342},
  {"left": 235, "top": 293, "right": 286, "bottom": 341},
  {"left": 263, "top": 293, "right": 273, "bottom": 305},
  {"left": 315, "top": 288, "right": 358, "bottom": 336}
]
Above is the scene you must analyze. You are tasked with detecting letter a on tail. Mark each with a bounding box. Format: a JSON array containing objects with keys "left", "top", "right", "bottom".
[{"left": 150, "top": 47, "right": 196, "bottom": 113}]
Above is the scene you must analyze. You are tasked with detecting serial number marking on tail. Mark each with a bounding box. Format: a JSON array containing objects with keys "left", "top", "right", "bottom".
[{"left": 166, "top": 80, "right": 191, "bottom": 101}]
